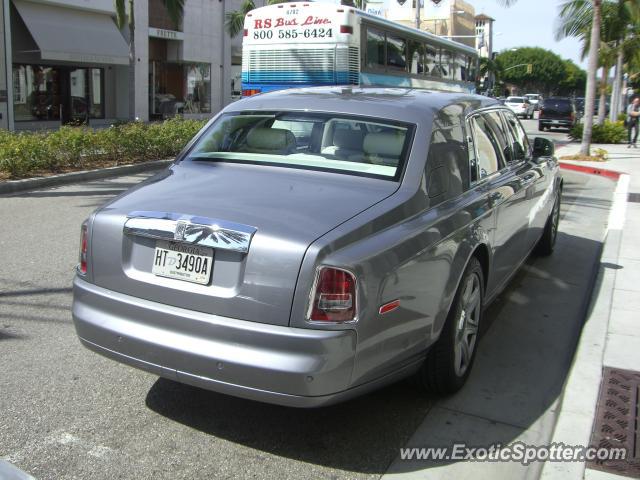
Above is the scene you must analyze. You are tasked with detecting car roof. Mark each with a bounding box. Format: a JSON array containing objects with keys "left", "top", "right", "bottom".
[{"left": 224, "top": 87, "right": 500, "bottom": 124}]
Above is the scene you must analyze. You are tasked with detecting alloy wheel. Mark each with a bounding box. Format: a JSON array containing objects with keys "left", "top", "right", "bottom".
[{"left": 453, "top": 273, "right": 481, "bottom": 377}]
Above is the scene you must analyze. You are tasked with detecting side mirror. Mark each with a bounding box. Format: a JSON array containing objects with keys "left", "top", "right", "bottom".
[{"left": 532, "top": 137, "right": 554, "bottom": 158}]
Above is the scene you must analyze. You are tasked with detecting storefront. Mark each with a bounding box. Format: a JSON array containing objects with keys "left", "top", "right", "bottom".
[
  {"left": 148, "top": 30, "right": 211, "bottom": 119},
  {"left": 9, "top": 0, "right": 128, "bottom": 128}
]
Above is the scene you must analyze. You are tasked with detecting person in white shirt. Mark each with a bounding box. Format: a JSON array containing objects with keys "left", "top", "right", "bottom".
[{"left": 627, "top": 97, "right": 640, "bottom": 148}]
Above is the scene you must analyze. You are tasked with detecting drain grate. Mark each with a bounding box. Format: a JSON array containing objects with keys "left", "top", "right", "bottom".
[
  {"left": 588, "top": 367, "right": 640, "bottom": 478},
  {"left": 628, "top": 193, "right": 640, "bottom": 203}
]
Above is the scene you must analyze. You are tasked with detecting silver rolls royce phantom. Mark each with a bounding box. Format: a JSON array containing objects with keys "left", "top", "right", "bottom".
[{"left": 72, "top": 87, "right": 562, "bottom": 407}]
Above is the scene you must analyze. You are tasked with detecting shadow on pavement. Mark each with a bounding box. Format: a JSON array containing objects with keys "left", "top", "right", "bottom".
[{"left": 146, "top": 377, "right": 434, "bottom": 475}]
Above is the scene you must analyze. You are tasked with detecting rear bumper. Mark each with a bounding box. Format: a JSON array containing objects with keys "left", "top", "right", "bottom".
[
  {"left": 539, "top": 118, "right": 573, "bottom": 128},
  {"left": 72, "top": 277, "right": 360, "bottom": 407}
]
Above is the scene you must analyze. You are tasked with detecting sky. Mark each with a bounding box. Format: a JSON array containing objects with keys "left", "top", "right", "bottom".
[{"left": 470, "top": 0, "right": 587, "bottom": 68}]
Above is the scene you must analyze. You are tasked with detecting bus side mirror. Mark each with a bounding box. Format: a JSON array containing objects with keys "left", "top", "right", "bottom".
[{"left": 532, "top": 137, "right": 554, "bottom": 158}]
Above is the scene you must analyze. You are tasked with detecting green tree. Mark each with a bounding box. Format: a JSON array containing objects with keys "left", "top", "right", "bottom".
[
  {"left": 115, "top": 0, "right": 185, "bottom": 120},
  {"left": 495, "top": 48, "right": 567, "bottom": 94},
  {"left": 558, "top": 59, "right": 587, "bottom": 95},
  {"left": 478, "top": 57, "right": 503, "bottom": 92}
]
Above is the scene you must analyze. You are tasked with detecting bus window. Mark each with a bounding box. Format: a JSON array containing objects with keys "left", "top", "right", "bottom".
[
  {"left": 366, "top": 28, "right": 385, "bottom": 69},
  {"left": 424, "top": 45, "right": 437, "bottom": 76},
  {"left": 386, "top": 35, "right": 407, "bottom": 71},
  {"left": 454, "top": 53, "right": 466, "bottom": 81},
  {"left": 408, "top": 40, "right": 424, "bottom": 75},
  {"left": 437, "top": 49, "right": 452, "bottom": 79}
]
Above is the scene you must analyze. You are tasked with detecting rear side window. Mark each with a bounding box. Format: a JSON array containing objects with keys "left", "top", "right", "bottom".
[
  {"left": 425, "top": 104, "right": 469, "bottom": 204},
  {"left": 469, "top": 113, "right": 506, "bottom": 180},
  {"left": 501, "top": 111, "right": 531, "bottom": 162}
]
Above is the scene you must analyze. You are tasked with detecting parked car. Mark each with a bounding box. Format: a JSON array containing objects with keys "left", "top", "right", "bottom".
[
  {"left": 539, "top": 97, "right": 578, "bottom": 131},
  {"left": 505, "top": 96, "right": 535, "bottom": 119},
  {"left": 72, "top": 87, "right": 562, "bottom": 407},
  {"left": 525, "top": 93, "right": 543, "bottom": 110}
]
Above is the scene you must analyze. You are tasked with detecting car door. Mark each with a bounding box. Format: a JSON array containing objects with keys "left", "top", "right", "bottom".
[
  {"left": 501, "top": 110, "right": 551, "bottom": 250},
  {"left": 467, "top": 110, "right": 529, "bottom": 293}
]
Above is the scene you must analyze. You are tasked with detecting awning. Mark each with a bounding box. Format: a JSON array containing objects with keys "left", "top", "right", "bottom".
[{"left": 12, "top": 0, "right": 129, "bottom": 65}]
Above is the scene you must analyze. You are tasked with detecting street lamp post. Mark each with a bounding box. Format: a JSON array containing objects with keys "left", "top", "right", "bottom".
[{"left": 415, "top": 0, "right": 421, "bottom": 29}]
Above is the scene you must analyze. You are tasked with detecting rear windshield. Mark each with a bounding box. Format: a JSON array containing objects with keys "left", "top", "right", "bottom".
[
  {"left": 541, "top": 99, "right": 572, "bottom": 110},
  {"left": 507, "top": 97, "right": 525, "bottom": 103},
  {"left": 186, "top": 111, "right": 413, "bottom": 180}
]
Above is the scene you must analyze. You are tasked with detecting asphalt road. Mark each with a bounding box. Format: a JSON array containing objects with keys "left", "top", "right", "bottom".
[{"left": 0, "top": 163, "right": 614, "bottom": 479}]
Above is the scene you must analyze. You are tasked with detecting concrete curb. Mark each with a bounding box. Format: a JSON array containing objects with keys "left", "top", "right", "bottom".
[
  {"left": 0, "top": 159, "right": 173, "bottom": 195},
  {"left": 540, "top": 173, "right": 630, "bottom": 479}
]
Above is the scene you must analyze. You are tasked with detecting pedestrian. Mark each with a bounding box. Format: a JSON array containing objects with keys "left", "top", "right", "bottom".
[{"left": 627, "top": 97, "right": 640, "bottom": 148}]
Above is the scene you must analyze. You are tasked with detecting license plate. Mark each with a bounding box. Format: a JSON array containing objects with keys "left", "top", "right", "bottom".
[
  {"left": 152, "top": 240, "right": 213, "bottom": 285},
  {"left": 552, "top": 120, "right": 560, "bottom": 124}
]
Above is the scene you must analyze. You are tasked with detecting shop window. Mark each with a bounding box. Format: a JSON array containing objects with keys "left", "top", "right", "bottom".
[
  {"left": 150, "top": 62, "right": 211, "bottom": 118},
  {"left": 12, "top": 65, "right": 103, "bottom": 123}
]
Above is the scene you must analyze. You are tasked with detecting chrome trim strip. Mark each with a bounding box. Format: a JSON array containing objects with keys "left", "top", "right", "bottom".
[{"left": 124, "top": 211, "right": 257, "bottom": 253}]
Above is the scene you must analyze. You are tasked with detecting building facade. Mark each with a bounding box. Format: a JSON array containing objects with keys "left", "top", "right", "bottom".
[
  {"left": 384, "top": 0, "right": 476, "bottom": 48},
  {"left": 2, "top": 0, "right": 244, "bottom": 131},
  {"left": 474, "top": 13, "right": 494, "bottom": 58}
]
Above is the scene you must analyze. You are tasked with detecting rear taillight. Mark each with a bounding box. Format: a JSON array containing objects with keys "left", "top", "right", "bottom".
[
  {"left": 78, "top": 222, "right": 88, "bottom": 275},
  {"left": 539, "top": 109, "right": 544, "bottom": 118},
  {"left": 242, "top": 88, "right": 261, "bottom": 97},
  {"left": 340, "top": 25, "right": 353, "bottom": 34},
  {"left": 243, "top": 29, "right": 248, "bottom": 37},
  {"left": 309, "top": 267, "right": 357, "bottom": 323}
]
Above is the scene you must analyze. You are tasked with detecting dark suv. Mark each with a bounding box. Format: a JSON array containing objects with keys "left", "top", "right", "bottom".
[{"left": 539, "top": 98, "right": 578, "bottom": 131}]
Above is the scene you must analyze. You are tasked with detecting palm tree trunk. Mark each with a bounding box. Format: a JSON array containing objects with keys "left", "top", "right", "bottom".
[
  {"left": 580, "top": 0, "right": 602, "bottom": 156},
  {"left": 128, "top": 0, "right": 136, "bottom": 121},
  {"left": 598, "top": 68, "right": 608, "bottom": 125},
  {"left": 610, "top": 48, "right": 623, "bottom": 121}
]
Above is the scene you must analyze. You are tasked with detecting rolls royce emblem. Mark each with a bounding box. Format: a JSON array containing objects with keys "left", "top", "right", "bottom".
[{"left": 174, "top": 220, "right": 187, "bottom": 241}]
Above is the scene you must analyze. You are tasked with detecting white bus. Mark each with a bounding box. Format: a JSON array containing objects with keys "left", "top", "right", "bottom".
[{"left": 241, "top": 2, "right": 478, "bottom": 97}]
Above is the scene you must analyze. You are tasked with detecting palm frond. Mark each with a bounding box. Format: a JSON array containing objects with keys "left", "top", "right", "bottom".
[{"left": 114, "top": 0, "right": 126, "bottom": 28}]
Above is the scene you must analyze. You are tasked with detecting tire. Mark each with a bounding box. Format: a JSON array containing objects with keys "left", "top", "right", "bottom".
[
  {"left": 536, "top": 189, "right": 561, "bottom": 256},
  {"left": 538, "top": 124, "right": 545, "bottom": 131},
  {"left": 414, "top": 257, "right": 484, "bottom": 394}
]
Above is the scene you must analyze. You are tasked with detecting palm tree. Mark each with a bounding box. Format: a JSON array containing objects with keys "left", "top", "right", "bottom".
[
  {"left": 115, "top": 0, "right": 185, "bottom": 120},
  {"left": 502, "top": 0, "right": 603, "bottom": 156},
  {"left": 226, "top": 0, "right": 294, "bottom": 38},
  {"left": 478, "top": 57, "right": 503, "bottom": 93}
]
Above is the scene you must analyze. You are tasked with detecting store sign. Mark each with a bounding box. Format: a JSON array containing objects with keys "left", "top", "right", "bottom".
[{"left": 149, "top": 28, "right": 185, "bottom": 41}]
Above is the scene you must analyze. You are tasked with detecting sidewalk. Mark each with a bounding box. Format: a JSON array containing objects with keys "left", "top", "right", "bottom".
[{"left": 542, "top": 142, "right": 640, "bottom": 480}]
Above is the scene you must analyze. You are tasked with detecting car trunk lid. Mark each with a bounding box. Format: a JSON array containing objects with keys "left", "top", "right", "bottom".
[{"left": 89, "top": 161, "right": 398, "bottom": 326}]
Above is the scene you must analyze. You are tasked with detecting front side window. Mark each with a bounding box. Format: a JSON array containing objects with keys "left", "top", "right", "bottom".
[
  {"left": 366, "top": 28, "right": 386, "bottom": 69},
  {"left": 188, "top": 112, "right": 413, "bottom": 180},
  {"left": 501, "top": 110, "right": 531, "bottom": 162},
  {"left": 469, "top": 114, "right": 506, "bottom": 180}
]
